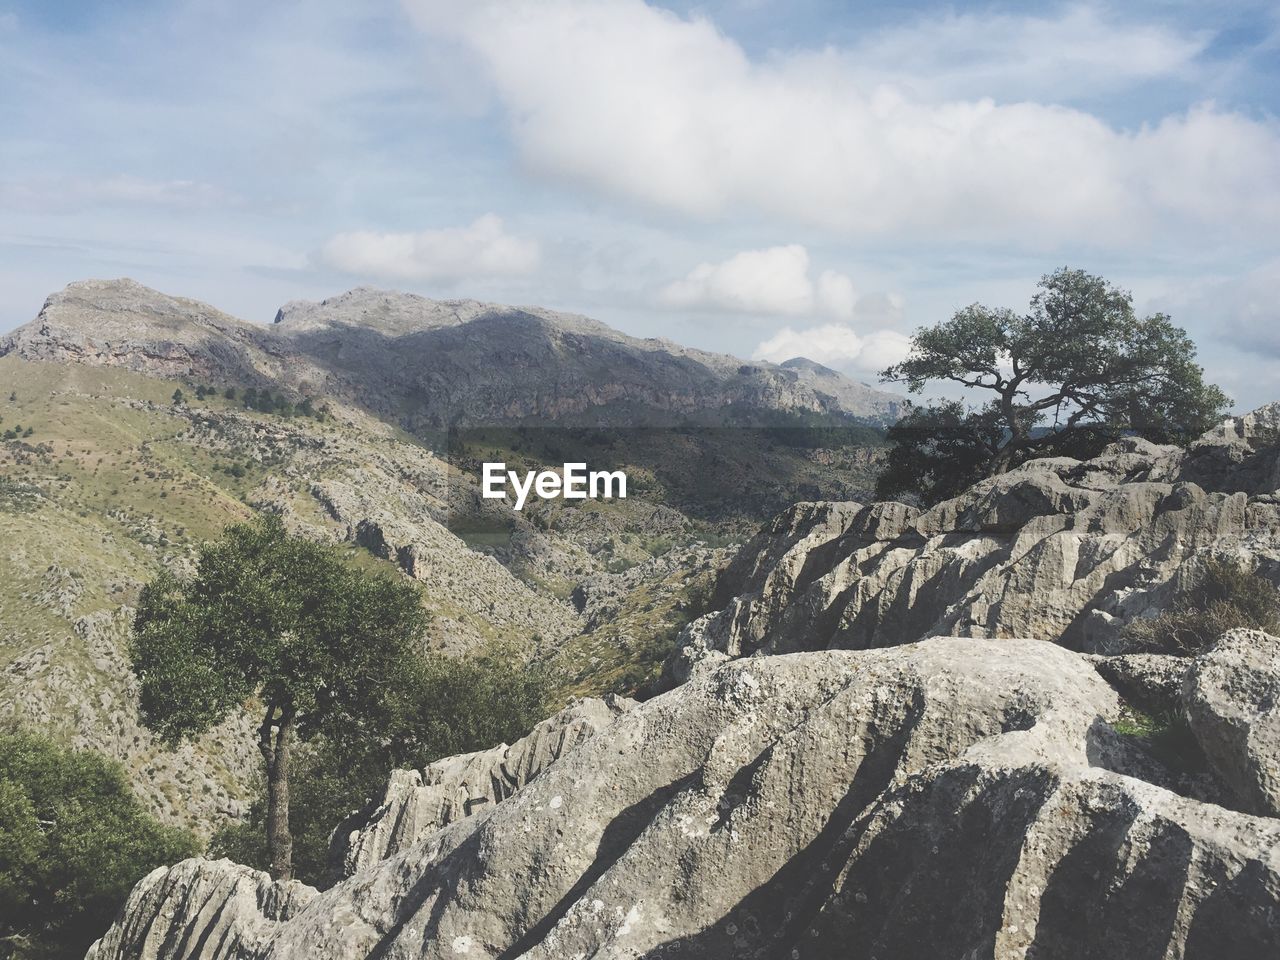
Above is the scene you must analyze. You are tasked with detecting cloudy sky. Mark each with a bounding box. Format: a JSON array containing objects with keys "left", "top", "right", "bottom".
[{"left": 2, "top": 0, "right": 1278, "bottom": 406}]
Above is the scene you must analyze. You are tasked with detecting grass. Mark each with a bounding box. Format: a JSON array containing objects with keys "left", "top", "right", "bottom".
[
  {"left": 1124, "top": 557, "right": 1280, "bottom": 656},
  {"left": 547, "top": 557, "right": 720, "bottom": 700},
  {"left": 1111, "top": 703, "right": 1209, "bottom": 777}
]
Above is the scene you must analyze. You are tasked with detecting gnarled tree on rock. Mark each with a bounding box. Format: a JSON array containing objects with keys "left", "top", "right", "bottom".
[
  {"left": 130, "top": 514, "right": 428, "bottom": 881},
  {"left": 877, "top": 267, "right": 1230, "bottom": 504}
]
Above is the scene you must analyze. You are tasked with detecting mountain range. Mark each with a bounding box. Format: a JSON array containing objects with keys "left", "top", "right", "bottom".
[{"left": 2, "top": 279, "right": 903, "bottom": 430}]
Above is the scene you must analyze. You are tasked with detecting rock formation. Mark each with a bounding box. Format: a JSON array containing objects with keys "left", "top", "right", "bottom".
[
  {"left": 665, "top": 406, "right": 1280, "bottom": 684},
  {"left": 84, "top": 860, "right": 316, "bottom": 960},
  {"left": 88, "top": 637, "right": 1280, "bottom": 959},
  {"left": 330, "top": 696, "right": 634, "bottom": 879},
  {"left": 1183, "top": 627, "right": 1280, "bottom": 818}
]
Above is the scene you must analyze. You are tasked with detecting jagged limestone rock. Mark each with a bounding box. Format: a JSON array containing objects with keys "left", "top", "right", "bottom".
[
  {"left": 1087, "top": 653, "right": 1194, "bottom": 714},
  {"left": 1184, "top": 628, "right": 1280, "bottom": 817},
  {"left": 666, "top": 412, "right": 1280, "bottom": 681},
  {"left": 89, "top": 638, "right": 1280, "bottom": 959},
  {"left": 84, "top": 859, "right": 316, "bottom": 960},
  {"left": 329, "top": 695, "right": 634, "bottom": 879}
]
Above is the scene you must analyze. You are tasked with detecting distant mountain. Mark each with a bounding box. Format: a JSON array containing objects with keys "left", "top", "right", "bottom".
[{"left": 1, "top": 279, "right": 904, "bottom": 429}]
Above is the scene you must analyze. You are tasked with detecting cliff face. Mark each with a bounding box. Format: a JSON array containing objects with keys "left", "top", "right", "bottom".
[{"left": 1, "top": 279, "right": 903, "bottom": 427}]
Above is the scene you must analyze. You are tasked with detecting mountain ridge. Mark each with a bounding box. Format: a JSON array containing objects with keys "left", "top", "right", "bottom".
[{"left": 1, "top": 278, "right": 904, "bottom": 429}]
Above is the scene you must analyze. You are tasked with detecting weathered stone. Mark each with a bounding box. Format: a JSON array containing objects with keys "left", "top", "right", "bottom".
[
  {"left": 83, "top": 859, "right": 315, "bottom": 960},
  {"left": 1184, "top": 628, "right": 1280, "bottom": 817},
  {"left": 1089, "top": 653, "right": 1194, "bottom": 713},
  {"left": 666, "top": 417, "right": 1280, "bottom": 680},
  {"left": 329, "top": 695, "right": 634, "bottom": 879},
  {"left": 89, "top": 639, "right": 1280, "bottom": 960}
]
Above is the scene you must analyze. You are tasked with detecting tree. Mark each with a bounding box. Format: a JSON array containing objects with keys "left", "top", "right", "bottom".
[
  {"left": 877, "top": 268, "right": 1230, "bottom": 504},
  {"left": 130, "top": 514, "right": 430, "bottom": 880},
  {"left": 0, "top": 730, "right": 197, "bottom": 960},
  {"left": 208, "top": 646, "right": 552, "bottom": 887},
  {"left": 171, "top": 388, "right": 185, "bottom": 405}
]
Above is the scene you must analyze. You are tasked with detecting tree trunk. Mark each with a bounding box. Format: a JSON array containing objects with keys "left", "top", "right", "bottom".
[{"left": 258, "top": 706, "right": 294, "bottom": 881}]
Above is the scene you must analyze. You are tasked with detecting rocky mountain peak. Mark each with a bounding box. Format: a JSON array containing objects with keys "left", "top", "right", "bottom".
[
  {"left": 2, "top": 279, "right": 906, "bottom": 426},
  {"left": 271, "top": 287, "right": 493, "bottom": 335},
  {"left": 33, "top": 278, "right": 249, "bottom": 333},
  {"left": 780, "top": 355, "right": 836, "bottom": 374}
]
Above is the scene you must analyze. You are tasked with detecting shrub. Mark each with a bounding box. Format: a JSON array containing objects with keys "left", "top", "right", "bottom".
[
  {"left": 0, "top": 731, "right": 198, "bottom": 959},
  {"left": 1124, "top": 558, "right": 1280, "bottom": 655}
]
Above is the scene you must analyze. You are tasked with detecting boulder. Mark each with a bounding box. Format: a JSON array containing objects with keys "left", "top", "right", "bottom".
[
  {"left": 1088, "top": 653, "right": 1193, "bottom": 713},
  {"left": 329, "top": 695, "right": 634, "bottom": 878},
  {"left": 84, "top": 859, "right": 315, "bottom": 960},
  {"left": 1183, "top": 628, "right": 1280, "bottom": 817}
]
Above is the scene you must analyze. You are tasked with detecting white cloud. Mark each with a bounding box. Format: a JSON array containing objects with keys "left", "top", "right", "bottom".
[
  {"left": 835, "top": 5, "right": 1208, "bottom": 102},
  {"left": 659, "top": 244, "right": 901, "bottom": 327},
  {"left": 403, "top": 0, "right": 1280, "bottom": 247},
  {"left": 660, "top": 244, "right": 815, "bottom": 315},
  {"left": 753, "top": 324, "right": 912, "bottom": 376},
  {"left": 318, "top": 214, "right": 539, "bottom": 282},
  {"left": 815, "top": 270, "right": 856, "bottom": 320},
  {"left": 1149, "top": 258, "right": 1280, "bottom": 359}
]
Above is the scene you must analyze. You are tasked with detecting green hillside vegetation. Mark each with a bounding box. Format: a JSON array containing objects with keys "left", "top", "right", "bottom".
[
  {"left": 0, "top": 351, "right": 892, "bottom": 871},
  {"left": 0, "top": 730, "right": 198, "bottom": 960}
]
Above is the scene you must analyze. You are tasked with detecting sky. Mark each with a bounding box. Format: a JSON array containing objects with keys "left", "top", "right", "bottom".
[{"left": 1, "top": 0, "right": 1278, "bottom": 407}]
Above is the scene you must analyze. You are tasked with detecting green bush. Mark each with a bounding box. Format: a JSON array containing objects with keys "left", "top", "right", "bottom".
[
  {"left": 1124, "top": 558, "right": 1280, "bottom": 655},
  {"left": 0, "top": 731, "right": 198, "bottom": 960}
]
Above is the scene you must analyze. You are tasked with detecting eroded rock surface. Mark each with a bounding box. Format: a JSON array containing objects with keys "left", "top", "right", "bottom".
[
  {"left": 329, "top": 695, "right": 634, "bottom": 879},
  {"left": 666, "top": 412, "right": 1280, "bottom": 684},
  {"left": 84, "top": 860, "right": 315, "bottom": 960},
  {"left": 89, "top": 638, "right": 1280, "bottom": 959},
  {"left": 1184, "top": 628, "right": 1280, "bottom": 817}
]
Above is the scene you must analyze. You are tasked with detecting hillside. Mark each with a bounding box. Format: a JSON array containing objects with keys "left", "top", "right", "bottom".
[{"left": 0, "top": 280, "right": 898, "bottom": 838}]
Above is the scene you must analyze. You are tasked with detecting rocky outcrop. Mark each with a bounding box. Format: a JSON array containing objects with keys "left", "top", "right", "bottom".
[
  {"left": 89, "top": 638, "right": 1280, "bottom": 959},
  {"left": 329, "top": 695, "right": 634, "bottom": 879},
  {"left": 1088, "top": 653, "right": 1193, "bottom": 714},
  {"left": 84, "top": 860, "right": 316, "bottom": 960},
  {"left": 308, "top": 470, "right": 581, "bottom": 654},
  {"left": 666, "top": 410, "right": 1280, "bottom": 682},
  {"left": 1183, "top": 628, "right": 1280, "bottom": 817}
]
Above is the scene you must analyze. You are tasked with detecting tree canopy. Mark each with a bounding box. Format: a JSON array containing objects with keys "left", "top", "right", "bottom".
[
  {"left": 131, "top": 514, "right": 430, "bottom": 880},
  {"left": 877, "top": 268, "right": 1230, "bottom": 504},
  {"left": 0, "top": 731, "right": 197, "bottom": 960}
]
